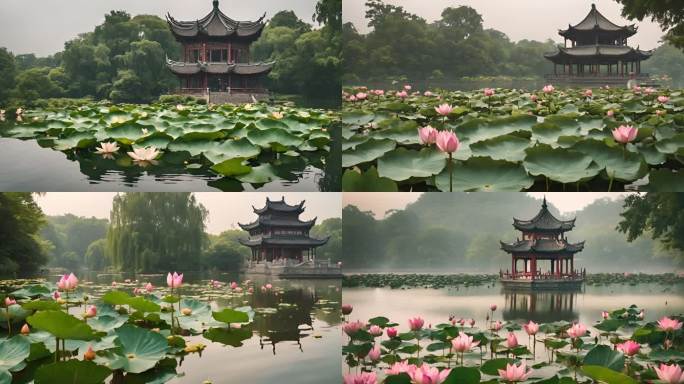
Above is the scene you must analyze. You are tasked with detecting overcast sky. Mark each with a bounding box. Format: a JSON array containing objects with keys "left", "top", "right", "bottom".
[
  {"left": 35, "top": 192, "right": 341, "bottom": 234},
  {"left": 344, "top": 0, "right": 663, "bottom": 50},
  {"left": 0, "top": 0, "right": 318, "bottom": 56},
  {"left": 343, "top": 192, "right": 633, "bottom": 219}
]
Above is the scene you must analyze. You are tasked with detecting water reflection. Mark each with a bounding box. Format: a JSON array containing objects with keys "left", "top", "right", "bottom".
[{"left": 502, "top": 290, "right": 579, "bottom": 323}]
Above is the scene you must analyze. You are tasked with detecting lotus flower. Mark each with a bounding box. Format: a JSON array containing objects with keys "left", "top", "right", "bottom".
[
  {"left": 567, "top": 323, "right": 587, "bottom": 339},
  {"left": 369, "top": 325, "right": 383, "bottom": 336},
  {"left": 52, "top": 291, "right": 61, "bottom": 300},
  {"left": 356, "top": 92, "right": 368, "bottom": 101},
  {"left": 655, "top": 363, "right": 684, "bottom": 383},
  {"left": 16, "top": 108, "right": 23, "bottom": 116},
  {"left": 506, "top": 332, "right": 518, "bottom": 348},
  {"left": 265, "top": 283, "right": 273, "bottom": 290},
  {"left": 524, "top": 321, "right": 539, "bottom": 336},
  {"left": 602, "top": 311, "right": 609, "bottom": 319},
  {"left": 409, "top": 317, "right": 425, "bottom": 332},
  {"left": 418, "top": 126, "right": 438, "bottom": 145},
  {"left": 498, "top": 362, "right": 532, "bottom": 382},
  {"left": 343, "top": 320, "right": 365, "bottom": 336},
  {"left": 658, "top": 96, "right": 670, "bottom": 104},
  {"left": 349, "top": 95, "right": 357, "bottom": 102},
  {"left": 396, "top": 91, "right": 408, "bottom": 99},
  {"left": 435, "top": 103, "right": 454, "bottom": 116},
  {"left": 612, "top": 125, "right": 638, "bottom": 144},
  {"left": 451, "top": 331, "right": 480, "bottom": 352},
  {"left": 368, "top": 345, "right": 381, "bottom": 361},
  {"left": 145, "top": 283, "right": 154, "bottom": 293},
  {"left": 271, "top": 111, "right": 284, "bottom": 119},
  {"left": 492, "top": 320, "right": 503, "bottom": 331},
  {"left": 230, "top": 282, "right": 238, "bottom": 290},
  {"left": 343, "top": 372, "right": 377, "bottom": 384},
  {"left": 374, "top": 90, "right": 385, "bottom": 96},
  {"left": 181, "top": 308, "right": 192, "bottom": 316},
  {"left": 606, "top": 110, "right": 614, "bottom": 117},
  {"left": 96, "top": 142, "right": 119, "bottom": 155},
  {"left": 58, "top": 273, "right": 79, "bottom": 291},
  {"left": 530, "top": 95, "right": 538, "bottom": 102},
  {"left": 404, "top": 85, "right": 412, "bottom": 91},
  {"left": 4, "top": 297, "right": 16, "bottom": 307},
  {"left": 424, "top": 91, "right": 434, "bottom": 97},
  {"left": 166, "top": 272, "right": 183, "bottom": 288},
  {"left": 387, "top": 327, "right": 398, "bottom": 338},
  {"left": 542, "top": 84, "right": 555, "bottom": 93},
  {"left": 342, "top": 304, "right": 353, "bottom": 315},
  {"left": 385, "top": 361, "right": 413, "bottom": 375},
  {"left": 84, "top": 346, "right": 96, "bottom": 361},
  {"left": 436, "top": 130, "right": 459, "bottom": 153},
  {"left": 584, "top": 89, "right": 593, "bottom": 97},
  {"left": 658, "top": 317, "right": 683, "bottom": 332},
  {"left": 408, "top": 363, "right": 451, "bottom": 384},
  {"left": 490, "top": 304, "right": 497, "bottom": 311},
  {"left": 128, "top": 147, "right": 160, "bottom": 163},
  {"left": 656, "top": 110, "right": 665, "bottom": 116},
  {"left": 617, "top": 340, "right": 640, "bottom": 356},
  {"left": 484, "top": 88, "right": 495, "bottom": 97},
  {"left": 20, "top": 324, "right": 30, "bottom": 335},
  {"left": 85, "top": 306, "right": 97, "bottom": 319}
]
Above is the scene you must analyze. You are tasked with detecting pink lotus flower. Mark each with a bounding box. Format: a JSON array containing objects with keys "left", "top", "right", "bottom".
[
  {"left": 234, "top": 287, "right": 243, "bottom": 293},
  {"left": 128, "top": 147, "right": 160, "bottom": 163},
  {"left": 265, "top": 283, "right": 273, "bottom": 290},
  {"left": 52, "top": 291, "right": 61, "bottom": 300},
  {"left": 567, "top": 323, "right": 587, "bottom": 339},
  {"left": 617, "top": 340, "right": 640, "bottom": 356},
  {"left": 349, "top": 95, "right": 357, "bottom": 102},
  {"left": 96, "top": 142, "right": 120, "bottom": 155},
  {"left": 408, "top": 364, "right": 451, "bottom": 384},
  {"left": 484, "top": 88, "right": 495, "bottom": 97},
  {"left": 247, "top": 287, "right": 254, "bottom": 294},
  {"left": 656, "top": 109, "right": 665, "bottom": 116},
  {"left": 498, "top": 361, "right": 532, "bottom": 382},
  {"left": 424, "top": 91, "right": 434, "bottom": 97},
  {"left": 343, "top": 320, "right": 365, "bottom": 336},
  {"left": 658, "top": 96, "right": 670, "bottom": 104},
  {"left": 368, "top": 345, "right": 381, "bottom": 361},
  {"left": 436, "top": 130, "right": 459, "bottom": 153},
  {"left": 374, "top": 90, "right": 385, "bottom": 96},
  {"left": 396, "top": 91, "right": 408, "bottom": 99},
  {"left": 606, "top": 110, "right": 614, "bottom": 117},
  {"left": 542, "top": 84, "right": 555, "bottom": 93},
  {"left": 524, "top": 321, "right": 539, "bottom": 336},
  {"left": 658, "top": 317, "right": 683, "bottom": 332},
  {"left": 145, "top": 283, "right": 154, "bottom": 293},
  {"left": 404, "top": 85, "right": 412, "bottom": 91},
  {"left": 85, "top": 305, "right": 97, "bottom": 319},
  {"left": 451, "top": 332, "right": 480, "bottom": 352},
  {"left": 58, "top": 273, "right": 79, "bottom": 291},
  {"left": 492, "top": 320, "right": 503, "bottom": 332},
  {"left": 343, "top": 372, "right": 377, "bottom": 384},
  {"left": 386, "top": 361, "right": 413, "bottom": 375},
  {"left": 602, "top": 311, "right": 610, "bottom": 319},
  {"left": 435, "top": 103, "right": 454, "bottom": 116},
  {"left": 387, "top": 327, "right": 398, "bottom": 338},
  {"left": 409, "top": 317, "right": 425, "bottom": 332},
  {"left": 612, "top": 125, "right": 638, "bottom": 144},
  {"left": 584, "top": 89, "right": 593, "bottom": 97},
  {"left": 356, "top": 92, "right": 368, "bottom": 101},
  {"left": 506, "top": 332, "right": 519, "bottom": 348},
  {"left": 655, "top": 363, "right": 684, "bottom": 383},
  {"left": 633, "top": 86, "right": 642, "bottom": 94},
  {"left": 4, "top": 297, "right": 16, "bottom": 307},
  {"left": 418, "top": 126, "right": 438, "bottom": 145},
  {"left": 490, "top": 304, "right": 497, "bottom": 311},
  {"left": 20, "top": 324, "right": 30, "bottom": 335},
  {"left": 342, "top": 304, "right": 353, "bottom": 315},
  {"left": 230, "top": 282, "right": 238, "bottom": 290},
  {"left": 644, "top": 87, "right": 655, "bottom": 95},
  {"left": 166, "top": 272, "right": 183, "bottom": 288},
  {"left": 369, "top": 325, "right": 383, "bottom": 336},
  {"left": 530, "top": 95, "right": 538, "bottom": 102}
]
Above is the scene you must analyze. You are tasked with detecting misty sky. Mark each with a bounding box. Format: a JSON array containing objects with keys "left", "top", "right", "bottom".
[
  {"left": 0, "top": 0, "right": 318, "bottom": 56},
  {"left": 35, "top": 192, "right": 341, "bottom": 234},
  {"left": 344, "top": 0, "right": 663, "bottom": 50},
  {"left": 343, "top": 193, "right": 633, "bottom": 219}
]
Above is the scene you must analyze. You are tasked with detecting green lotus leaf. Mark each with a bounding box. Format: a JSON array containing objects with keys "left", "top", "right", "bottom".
[
  {"left": 21, "top": 300, "right": 62, "bottom": 312},
  {"left": 167, "top": 138, "right": 218, "bottom": 156},
  {"left": 342, "top": 167, "right": 399, "bottom": 192},
  {"left": 126, "top": 297, "right": 161, "bottom": 313},
  {"left": 201, "top": 138, "right": 261, "bottom": 164},
  {"left": 342, "top": 138, "right": 396, "bottom": 167},
  {"left": 212, "top": 308, "right": 250, "bottom": 325},
  {"left": 480, "top": 358, "right": 515, "bottom": 376},
  {"left": 581, "top": 365, "right": 637, "bottom": 384},
  {"left": 469, "top": 134, "right": 531, "bottom": 162},
  {"left": 655, "top": 133, "right": 684, "bottom": 154},
  {"left": 255, "top": 118, "right": 289, "bottom": 131},
  {"left": 573, "top": 140, "right": 648, "bottom": 181},
  {"left": 341, "top": 111, "right": 375, "bottom": 126},
  {"left": 103, "top": 122, "right": 155, "bottom": 143},
  {"left": 342, "top": 135, "right": 369, "bottom": 151},
  {"left": 134, "top": 132, "right": 173, "bottom": 150},
  {"left": 583, "top": 345, "right": 625, "bottom": 371},
  {"left": 88, "top": 315, "right": 129, "bottom": 333},
  {"left": 459, "top": 115, "right": 536, "bottom": 144},
  {"left": 577, "top": 117, "right": 604, "bottom": 135},
  {"left": 247, "top": 128, "right": 303, "bottom": 148},
  {"left": 523, "top": 144, "right": 600, "bottom": 184},
  {"left": 235, "top": 164, "right": 278, "bottom": 184},
  {"left": 622, "top": 100, "right": 647, "bottom": 114},
  {"left": 114, "top": 324, "right": 169, "bottom": 374},
  {"left": 0, "top": 336, "right": 30, "bottom": 371},
  {"left": 373, "top": 120, "right": 420, "bottom": 145},
  {"left": 102, "top": 290, "right": 131, "bottom": 306},
  {"left": 435, "top": 157, "right": 534, "bottom": 192},
  {"left": 34, "top": 360, "right": 112, "bottom": 384},
  {"left": 635, "top": 143, "right": 667, "bottom": 165},
  {"left": 443, "top": 366, "right": 480, "bottom": 384},
  {"left": 0, "top": 369, "right": 10, "bottom": 384},
  {"left": 377, "top": 147, "right": 446, "bottom": 181},
  {"left": 27, "top": 310, "right": 100, "bottom": 341},
  {"left": 11, "top": 284, "right": 51, "bottom": 299},
  {"left": 54, "top": 131, "right": 97, "bottom": 151},
  {"left": 0, "top": 304, "right": 30, "bottom": 324},
  {"left": 643, "top": 169, "right": 684, "bottom": 191},
  {"left": 204, "top": 326, "right": 253, "bottom": 347},
  {"left": 210, "top": 158, "right": 252, "bottom": 177}
]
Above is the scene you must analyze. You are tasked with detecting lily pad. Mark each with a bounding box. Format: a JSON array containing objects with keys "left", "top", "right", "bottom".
[
  {"left": 523, "top": 145, "right": 600, "bottom": 184},
  {"left": 342, "top": 139, "right": 396, "bottom": 168},
  {"left": 342, "top": 167, "right": 398, "bottom": 192},
  {"left": 114, "top": 324, "right": 169, "bottom": 374},
  {"left": 434, "top": 157, "right": 534, "bottom": 191},
  {"left": 377, "top": 147, "right": 446, "bottom": 181},
  {"left": 34, "top": 360, "right": 112, "bottom": 384},
  {"left": 469, "top": 135, "right": 531, "bottom": 162},
  {"left": 27, "top": 310, "right": 100, "bottom": 341}
]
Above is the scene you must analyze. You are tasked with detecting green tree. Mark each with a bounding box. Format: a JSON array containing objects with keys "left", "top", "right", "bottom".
[
  {"left": 615, "top": 0, "right": 684, "bottom": 50},
  {"left": 0, "top": 48, "right": 16, "bottom": 105},
  {"left": 61, "top": 39, "right": 112, "bottom": 97},
  {"left": 106, "top": 193, "right": 207, "bottom": 272},
  {"left": 0, "top": 193, "right": 48, "bottom": 277},
  {"left": 204, "top": 230, "right": 250, "bottom": 271},
  {"left": 112, "top": 40, "right": 170, "bottom": 102},
  {"left": 311, "top": 218, "right": 341, "bottom": 263},
  {"left": 314, "top": 0, "right": 342, "bottom": 31},
  {"left": 85, "top": 239, "right": 108, "bottom": 271},
  {"left": 13, "top": 67, "right": 64, "bottom": 103},
  {"left": 617, "top": 193, "right": 684, "bottom": 255},
  {"left": 270, "top": 10, "right": 312, "bottom": 31}
]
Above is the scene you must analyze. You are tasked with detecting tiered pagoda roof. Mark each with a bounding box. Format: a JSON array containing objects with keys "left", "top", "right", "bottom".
[
  {"left": 500, "top": 239, "right": 585, "bottom": 254},
  {"left": 253, "top": 197, "right": 305, "bottom": 215},
  {"left": 559, "top": 4, "right": 637, "bottom": 40},
  {"left": 512, "top": 198, "right": 576, "bottom": 232},
  {"left": 166, "top": 0, "right": 266, "bottom": 42},
  {"left": 166, "top": 59, "right": 274, "bottom": 76}
]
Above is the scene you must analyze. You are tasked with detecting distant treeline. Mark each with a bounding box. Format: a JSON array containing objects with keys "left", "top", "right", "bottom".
[
  {"left": 343, "top": 193, "right": 682, "bottom": 272},
  {"left": 0, "top": 192, "right": 341, "bottom": 277},
  {"left": 0, "top": 0, "right": 341, "bottom": 107},
  {"left": 343, "top": 0, "right": 684, "bottom": 87}
]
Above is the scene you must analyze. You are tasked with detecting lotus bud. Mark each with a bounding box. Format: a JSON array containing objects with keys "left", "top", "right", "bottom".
[
  {"left": 20, "top": 324, "right": 30, "bottom": 335},
  {"left": 182, "top": 308, "right": 193, "bottom": 316},
  {"left": 84, "top": 346, "right": 96, "bottom": 361}
]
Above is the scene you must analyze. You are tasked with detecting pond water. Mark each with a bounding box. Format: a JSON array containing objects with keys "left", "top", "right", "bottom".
[
  {"left": 2, "top": 272, "right": 341, "bottom": 384},
  {"left": 0, "top": 137, "right": 333, "bottom": 192}
]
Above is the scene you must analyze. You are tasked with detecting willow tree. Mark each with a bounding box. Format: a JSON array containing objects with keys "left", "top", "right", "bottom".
[{"left": 106, "top": 193, "right": 208, "bottom": 272}]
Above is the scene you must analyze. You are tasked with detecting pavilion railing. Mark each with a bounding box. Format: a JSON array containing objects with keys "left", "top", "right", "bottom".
[
  {"left": 173, "top": 87, "right": 268, "bottom": 95},
  {"left": 500, "top": 271, "right": 585, "bottom": 280}
]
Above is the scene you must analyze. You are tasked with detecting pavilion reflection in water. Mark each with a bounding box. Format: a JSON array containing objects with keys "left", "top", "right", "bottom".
[{"left": 502, "top": 289, "right": 580, "bottom": 323}]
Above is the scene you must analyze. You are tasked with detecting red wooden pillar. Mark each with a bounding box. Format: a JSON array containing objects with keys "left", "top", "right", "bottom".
[
  {"left": 511, "top": 257, "right": 515, "bottom": 277},
  {"left": 571, "top": 257, "right": 574, "bottom": 276},
  {"left": 531, "top": 257, "right": 537, "bottom": 280}
]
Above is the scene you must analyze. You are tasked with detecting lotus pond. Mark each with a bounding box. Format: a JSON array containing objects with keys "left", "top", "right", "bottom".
[
  {"left": 343, "top": 280, "right": 684, "bottom": 383},
  {"left": 0, "top": 273, "right": 341, "bottom": 384},
  {"left": 341, "top": 87, "right": 684, "bottom": 192},
  {"left": 0, "top": 102, "right": 339, "bottom": 191}
]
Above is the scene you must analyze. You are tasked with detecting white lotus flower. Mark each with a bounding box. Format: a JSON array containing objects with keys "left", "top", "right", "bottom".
[
  {"left": 16, "top": 108, "right": 23, "bottom": 115},
  {"left": 142, "top": 128, "right": 149, "bottom": 135},
  {"left": 176, "top": 104, "right": 185, "bottom": 111},
  {"left": 271, "top": 111, "right": 284, "bottom": 119},
  {"left": 128, "top": 147, "right": 160, "bottom": 162},
  {"left": 96, "top": 142, "right": 120, "bottom": 155}
]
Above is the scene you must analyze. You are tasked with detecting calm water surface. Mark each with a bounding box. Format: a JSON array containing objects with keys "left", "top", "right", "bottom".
[{"left": 39, "top": 272, "right": 341, "bottom": 384}]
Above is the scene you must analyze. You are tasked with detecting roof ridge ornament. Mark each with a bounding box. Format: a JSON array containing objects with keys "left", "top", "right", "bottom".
[
  {"left": 542, "top": 196, "right": 547, "bottom": 209},
  {"left": 213, "top": 0, "right": 219, "bottom": 10}
]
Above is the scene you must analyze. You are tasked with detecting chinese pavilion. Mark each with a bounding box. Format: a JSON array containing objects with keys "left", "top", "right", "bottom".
[
  {"left": 165, "top": 0, "right": 274, "bottom": 98},
  {"left": 239, "top": 197, "right": 329, "bottom": 268},
  {"left": 500, "top": 198, "right": 585, "bottom": 290},
  {"left": 544, "top": 4, "right": 652, "bottom": 87}
]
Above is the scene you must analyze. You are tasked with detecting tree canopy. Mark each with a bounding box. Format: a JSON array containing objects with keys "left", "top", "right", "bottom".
[
  {"left": 0, "top": 193, "right": 47, "bottom": 277},
  {"left": 615, "top": 0, "right": 684, "bottom": 50},
  {"left": 618, "top": 193, "right": 684, "bottom": 252}
]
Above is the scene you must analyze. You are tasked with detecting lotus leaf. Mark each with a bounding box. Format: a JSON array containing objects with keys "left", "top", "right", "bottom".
[
  {"left": 377, "top": 147, "right": 446, "bottom": 181},
  {"left": 342, "top": 138, "right": 396, "bottom": 167},
  {"left": 114, "top": 324, "right": 170, "bottom": 373},
  {"left": 342, "top": 167, "right": 398, "bottom": 192},
  {"left": 34, "top": 360, "right": 112, "bottom": 384},
  {"left": 434, "top": 157, "right": 534, "bottom": 192},
  {"left": 27, "top": 310, "right": 100, "bottom": 341}
]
